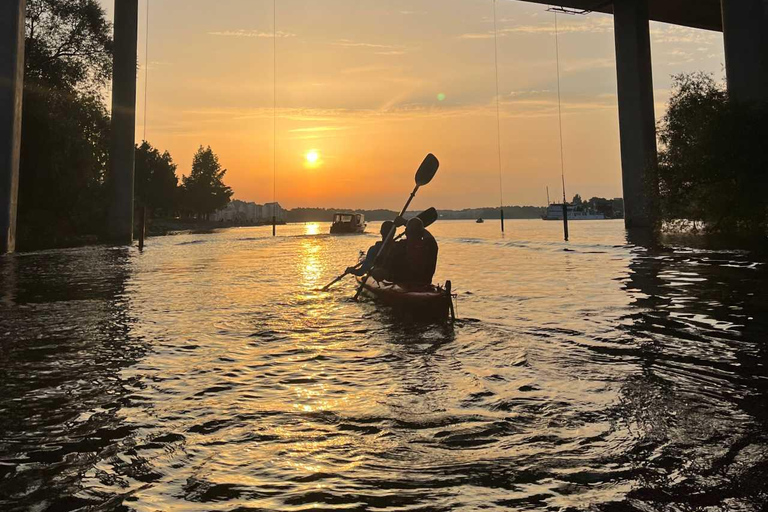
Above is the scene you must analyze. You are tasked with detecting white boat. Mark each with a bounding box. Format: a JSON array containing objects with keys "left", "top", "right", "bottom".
[{"left": 541, "top": 203, "right": 605, "bottom": 220}]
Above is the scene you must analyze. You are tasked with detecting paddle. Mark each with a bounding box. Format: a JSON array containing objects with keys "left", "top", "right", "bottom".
[
  {"left": 354, "top": 154, "right": 440, "bottom": 301},
  {"left": 321, "top": 207, "right": 439, "bottom": 292}
]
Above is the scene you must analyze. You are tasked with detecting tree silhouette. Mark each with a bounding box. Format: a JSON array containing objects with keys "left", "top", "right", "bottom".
[
  {"left": 18, "top": 0, "right": 113, "bottom": 248},
  {"left": 181, "top": 146, "right": 233, "bottom": 219},
  {"left": 135, "top": 141, "right": 179, "bottom": 217},
  {"left": 658, "top": 72, "right": 768, "bottom": 235}
]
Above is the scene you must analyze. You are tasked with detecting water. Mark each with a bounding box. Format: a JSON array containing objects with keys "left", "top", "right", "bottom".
[{"left": 1, "top": 219, "right": 767, "bottom": 511}]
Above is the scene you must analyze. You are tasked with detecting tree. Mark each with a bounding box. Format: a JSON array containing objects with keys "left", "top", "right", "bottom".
[
  {"left": 25, "top": 0, "right": 112, "bottom": 93},
  {"left": 18, "top": 0, "right": 113, "bottom": 248},
  {"left": 135, "top": 142, "right": 179, "bottom": 217},
  {"left": 657, "top": 72, "right": 768, "bottom": 236},
  {"left": 181, "top": 146, "right": 233, "bottom": 218},
  {"left": 572, "top": 194, "right": 583, "bottom": 207}
]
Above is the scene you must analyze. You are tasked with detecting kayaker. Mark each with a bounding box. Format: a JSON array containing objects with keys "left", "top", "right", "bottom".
[
  {"left": 347, "top": 220, "right": 395, "bottom": 277},
  {"left": 392, "top": 217, "right": 438, "bottom": 285}
]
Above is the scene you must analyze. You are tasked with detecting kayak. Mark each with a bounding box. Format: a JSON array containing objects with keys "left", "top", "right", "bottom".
[{"left": 356, "top": 276, "right": 455, "bottom": 321}]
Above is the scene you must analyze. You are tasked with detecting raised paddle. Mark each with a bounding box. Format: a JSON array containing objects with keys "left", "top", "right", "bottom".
[
  {"left": 321, "top": 207, "right": 439, "bottom": 292},
  {"left": 354, "top": 154, "right": 440, "bottom": 301}
]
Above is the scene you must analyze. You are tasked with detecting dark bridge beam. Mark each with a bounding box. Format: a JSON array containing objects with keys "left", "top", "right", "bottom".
[
  {"left": 721, "top": 0, "right": 768, "bottom": 103},
  {"left": 518, "top": 0, "right": 723, "bottom": 32},
  {"left": 107, "top": 0, "right": 139, "bottom": 245},
  {"left": 613, "top": 0, "right": 658, "bottom": 229},
  {"left": 0, "top": 0, "right": 25, "bottom": 254}
]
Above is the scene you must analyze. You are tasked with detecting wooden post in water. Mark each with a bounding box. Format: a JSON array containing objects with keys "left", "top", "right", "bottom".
[
  {"left": 138, "top": 205, "right": 146, "bottom": 250},
  {"left": 500, "top": 208, "right": 505, "bottom": 233},
  {"left": 562, "top": 202, "right": 569, "bottom": 242},
  {"left": 272, "top": 215, "right": 276, "bottom": 236}
]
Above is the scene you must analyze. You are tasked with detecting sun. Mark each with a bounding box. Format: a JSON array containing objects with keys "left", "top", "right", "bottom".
[{"left": 305, "top": 150, "right": 319, "bottom": 165}]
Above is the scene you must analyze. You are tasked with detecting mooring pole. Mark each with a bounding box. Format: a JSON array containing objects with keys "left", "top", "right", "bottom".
[
  {"left": 500, "top": 208, "right": 505, "bottom": 233},
  {"left": 138, "top": 205, "right": 146, "bottom": 251},
  {"left": 562, "top": 202, "right": 569, "bottom": 242}
]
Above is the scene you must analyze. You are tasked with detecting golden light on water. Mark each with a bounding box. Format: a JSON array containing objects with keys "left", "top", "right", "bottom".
[
  {"left": 300, "top": 240, "right": 322, "bottom": 288},
  {"left": 305, "top": 223, "right": 320, "bottom": 236}
]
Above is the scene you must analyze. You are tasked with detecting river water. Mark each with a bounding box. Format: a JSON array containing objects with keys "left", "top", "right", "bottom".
[{"left": 1, "top": 219, "right": 767, "bottom": 511}]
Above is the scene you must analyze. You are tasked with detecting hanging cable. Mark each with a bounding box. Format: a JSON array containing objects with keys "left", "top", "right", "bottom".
[
  {"left": 142, "top": 0, "right": 150, "bottom": 142},
  {"left": 492, "top": 0, "right": 504, "bottom": 233},
  {"left": 272, "top": 0, "right": 277, "bottom": 236},
  {"left": 554, "top": 10, "right": 569, "bottom": 241}
]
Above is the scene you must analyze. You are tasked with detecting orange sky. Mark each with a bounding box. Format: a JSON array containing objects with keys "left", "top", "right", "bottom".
[{"left": 99, "top": 0, "right": 724, "bottom": 209}]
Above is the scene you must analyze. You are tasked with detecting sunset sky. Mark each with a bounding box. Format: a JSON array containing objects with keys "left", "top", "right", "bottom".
[{"left": 99, "top": 0, "right": 725, "bottom": 210}]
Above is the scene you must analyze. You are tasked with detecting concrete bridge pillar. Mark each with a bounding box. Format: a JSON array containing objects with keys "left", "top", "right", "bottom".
[
  {"left": 108, "top": 0, "right": 139, "bottom": 245},
  {"left": 0, "top": 0, "right": 25, "bottom": 254},
  {"left": 721, "top": 0, "right": 768, "bottom": 104},
  {"left": 613, "top": 0, "right": 658, "bottom": 230}
]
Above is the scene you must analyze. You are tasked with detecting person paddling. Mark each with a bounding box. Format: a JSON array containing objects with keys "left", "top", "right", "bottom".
[
  {"left": 391, "top": 217, "right": 438, "bottom": 286},
  {"left": 347, "top": 221, "right": 395, "bottom": 277}
]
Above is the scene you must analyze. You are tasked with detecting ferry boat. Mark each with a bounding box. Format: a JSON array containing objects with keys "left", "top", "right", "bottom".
[
  {"left": 330, "top": 213, "right": 366, "bottom": 234},
  {"left": 541, "top": 203, "right": 605, "bottom": 220}
]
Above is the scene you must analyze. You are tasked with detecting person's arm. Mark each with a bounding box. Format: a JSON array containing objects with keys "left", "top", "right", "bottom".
[
  {"left": 424, "top": 230, "right": 438, "bottom": 281},
  {"left": 349, "top": 243, "right": 380, "bottom": 275}
]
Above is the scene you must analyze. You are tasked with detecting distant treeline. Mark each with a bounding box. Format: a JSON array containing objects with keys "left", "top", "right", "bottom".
[
  {"left": 286, "top": 206, "right": 548, "bottom": 223},
  {"left": 288, "top": 209, "right": 399, "bottom": 223},
  {"left": 440, "top": 206, "right": 546, "bottom": 220}
]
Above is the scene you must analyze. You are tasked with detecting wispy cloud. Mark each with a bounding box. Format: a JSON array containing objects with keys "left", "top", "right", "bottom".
[
  {"left": 650, "top": 25, "right": 721, "bottom": 45},
  {"left": 208, "top": 29, "right": 296, "bottom": 38},
  {"left": 460, "top": 17, "right": 613, "bottom": 39},
  {"left": 332, "top": 39, "right": 407, "bottom": 53},
  {"left": 289, "top": 126, "right": 349, "bottom": 133}
]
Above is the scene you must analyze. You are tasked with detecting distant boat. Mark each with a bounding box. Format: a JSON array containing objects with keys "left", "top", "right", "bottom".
[
  {"left": 476, "top": 218, "right": 484, "bottom": 223},
  {"left": 541, "top": 203, "right": 605, "bottom": 220},
  {"left": 330, "top": 213, "right": 366, "bottom": 234}
]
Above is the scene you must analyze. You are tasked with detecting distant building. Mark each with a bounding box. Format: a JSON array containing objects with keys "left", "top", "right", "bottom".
[
  {"left": 210, "top": 200, "right": 286, "bottom": 223},
  {"left": 263, "top": 202, "right": 286, "bottom": 222}
]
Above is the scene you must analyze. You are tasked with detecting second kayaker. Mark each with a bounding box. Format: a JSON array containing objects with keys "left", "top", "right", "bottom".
[{"left": 390, "top": 217, "right": 438, "bottom": 286}]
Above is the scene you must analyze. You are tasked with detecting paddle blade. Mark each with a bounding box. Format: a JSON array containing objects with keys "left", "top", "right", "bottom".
[
  {"left": 416, "top": 207, "right": 439, "bottom": 228},
  {"left": 415, "top": 153, "right": 439, "bottom": 186}
]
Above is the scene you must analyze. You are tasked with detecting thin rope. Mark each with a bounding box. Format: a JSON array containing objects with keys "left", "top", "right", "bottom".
[
  {"left": 492, "top": 0, "right": 504, "bottom": 214},
  {"left": 272, "top": 0, "right": 277, "bottom": 235},
  {"left": 142, "top": 0, "right": 150, "bottom": 142},
  {"left": 554, "top": 10, "right": 567, "bottom": 203}
]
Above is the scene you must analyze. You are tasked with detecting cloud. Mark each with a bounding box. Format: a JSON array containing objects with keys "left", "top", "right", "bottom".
[
  {"left": 332, "top": 39, "right": 407, "bottom": 52},
  {"left": 509, "top": 89, "right": 551, "bottom": 97},
  {"left": 561, "top": 57, "right": 615, "bottom": 73},
  {"left": 288, "top": 126, "right": 349, "bottom": 133},
  {"left": 459, "top": 32, "right": 496, "bottom": 40},
  {"left": 460, "top": 16, "right": 614, "bottom": 39},
  {"left": 650, "top": 25, "right": 721, "bottom": 45},
  {"left": 208, "top": 29, "right": 296, "bottom": 38}
]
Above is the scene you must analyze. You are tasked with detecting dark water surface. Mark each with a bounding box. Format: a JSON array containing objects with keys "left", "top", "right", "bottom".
[{"left": 1, "top": 220, "right": 767, "bottom": 511}]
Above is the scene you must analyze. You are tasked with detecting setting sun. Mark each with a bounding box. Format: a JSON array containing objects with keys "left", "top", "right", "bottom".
[{"left": 305, "top": 150, "right": 319, "bottom": 165}]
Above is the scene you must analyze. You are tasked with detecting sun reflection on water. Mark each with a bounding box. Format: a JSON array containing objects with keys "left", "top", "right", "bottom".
[
  {"left": 300, "top": 241, "right": 323, "bottom": 288},
  {"left": 304, "top": 223, "right": 320, "bottom": 236}
]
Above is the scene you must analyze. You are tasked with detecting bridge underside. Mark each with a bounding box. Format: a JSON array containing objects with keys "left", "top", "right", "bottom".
[{"left": 520, "top": 0, "right": 723, "bottom": 31}]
